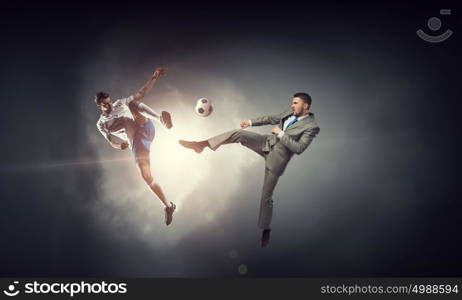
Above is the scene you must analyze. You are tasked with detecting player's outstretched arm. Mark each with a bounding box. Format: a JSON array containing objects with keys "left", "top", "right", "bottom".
[
  {"left": 97, "top": 122, "right": 128, "bottom": 150},
  {"left": 102, "top": 134, "right": 128, "bottom": 150},
  {"left": 133, "top": 67, "right": 167, "bottom": 101}
]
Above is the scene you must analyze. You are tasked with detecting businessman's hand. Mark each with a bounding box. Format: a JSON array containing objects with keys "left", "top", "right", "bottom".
[
  {"left": 240, "top": 120, "right": 250, "bottom": 128},
  {"left": 272, "top": 126, "right": 282, "bottom": 135}
]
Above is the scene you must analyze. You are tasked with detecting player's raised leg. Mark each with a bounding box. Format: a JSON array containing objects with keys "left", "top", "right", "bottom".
[
  {"left": 129, "top": 100, "right": 172, "bottom": 129},
  {"left": 129, "top": 100, "right": 149, "bottom": 126}
]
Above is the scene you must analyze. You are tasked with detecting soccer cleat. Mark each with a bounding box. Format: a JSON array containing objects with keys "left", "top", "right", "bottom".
[
  {"left": 164, "top": 202, "right": 176, "bottom": 226},
  {"left": 179, "top": 140, "right": 205, "bottom": 154},
  {"left": 260, "top": 229, "right": 271, "bottom": 248},
  {"left": 161, "top": 111, "right": 173, "bottom": 129}
]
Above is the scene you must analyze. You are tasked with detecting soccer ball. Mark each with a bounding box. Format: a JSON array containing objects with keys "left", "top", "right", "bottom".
[{"left": 195, "top": 98, "right": 213, "bottom": 117}]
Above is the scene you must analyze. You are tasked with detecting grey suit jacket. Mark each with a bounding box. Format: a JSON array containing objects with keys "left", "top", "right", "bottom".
[{"left": 251, "top": 108, "right": 320, "bottom": 176}]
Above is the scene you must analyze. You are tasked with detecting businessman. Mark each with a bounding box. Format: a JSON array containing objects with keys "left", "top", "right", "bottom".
[{"left": 179, "top": 92, "right": 320, "bottom": 247}]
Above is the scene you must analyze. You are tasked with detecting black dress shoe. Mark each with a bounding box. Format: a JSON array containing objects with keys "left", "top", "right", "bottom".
[
  {"left": 179, "top": 140, "right": 205, "bottom": 153},
  {"left": 261, "top": 229, "right": 271, "bottom": 247}
]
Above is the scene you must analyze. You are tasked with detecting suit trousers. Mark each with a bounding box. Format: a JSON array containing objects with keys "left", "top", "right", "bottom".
[{"left": 208, "top": 129, "right": 280, "bottom": 229}]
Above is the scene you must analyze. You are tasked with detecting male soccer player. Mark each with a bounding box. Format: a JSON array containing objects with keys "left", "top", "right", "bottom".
[
  {"left": 179, "top": 93, "right": 320, "bottom": 246},
  {"left": 95, "top": 67, "right": 176, "bottom": 225}
]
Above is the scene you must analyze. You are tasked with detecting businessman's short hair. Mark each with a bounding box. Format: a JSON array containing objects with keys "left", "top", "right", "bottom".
[
  {"left": 293, "top": 92, "right": 312, "bottom": 105},
  {"left": 94, "top": 92, "right": 109, "bottom": 105}
]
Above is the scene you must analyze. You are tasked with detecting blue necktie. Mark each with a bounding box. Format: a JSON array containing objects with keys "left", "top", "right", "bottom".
[{"left": 285, "top": 118, "right": 298, "bottom": 130}]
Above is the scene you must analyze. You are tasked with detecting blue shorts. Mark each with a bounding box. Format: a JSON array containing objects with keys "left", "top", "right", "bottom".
[{"left": 131, "top": 120, "right": 156, "bottom": 162}]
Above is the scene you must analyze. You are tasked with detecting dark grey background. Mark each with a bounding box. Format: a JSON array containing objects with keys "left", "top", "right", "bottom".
[{"left": 0, "top": 1, "right": 461, "bottom": 277}]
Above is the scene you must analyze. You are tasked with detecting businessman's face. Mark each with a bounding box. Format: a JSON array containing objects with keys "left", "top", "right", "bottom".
[
  {"left": 99, "top": 97, "right": 113, "bottom": 114},
  {"left": 291, "top": 97, "right": 309, "bottom": 117}
]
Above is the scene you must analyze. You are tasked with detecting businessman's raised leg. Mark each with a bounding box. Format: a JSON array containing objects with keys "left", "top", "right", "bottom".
[{"left": 179, "top": 129, "right": 266, "bottom": 156}]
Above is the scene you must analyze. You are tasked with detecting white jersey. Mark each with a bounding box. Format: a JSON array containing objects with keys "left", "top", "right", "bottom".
[{"left": 96, "top": 95, "right": 137, "bottom": 148}]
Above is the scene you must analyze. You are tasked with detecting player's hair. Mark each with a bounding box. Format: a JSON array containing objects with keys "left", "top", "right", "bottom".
[
  {"left": 293, "top": 92, "right": 312, "bottom": 106},
  {"left": 94, "top": 92, "right": 109, "bottom": 105}
]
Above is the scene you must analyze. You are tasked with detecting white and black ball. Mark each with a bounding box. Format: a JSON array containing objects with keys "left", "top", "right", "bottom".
[{"left": 195, "top": 98, "right": 213, "bottom": 117}]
